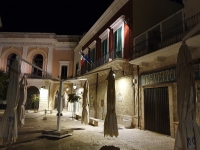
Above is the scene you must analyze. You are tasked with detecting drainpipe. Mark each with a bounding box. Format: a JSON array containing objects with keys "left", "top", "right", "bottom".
[
  {"left": 137, "top": 65, "right": 140, "bottom": 128},
  {"left": 95, "top": 73, "right": 98, "bottom": 118}
]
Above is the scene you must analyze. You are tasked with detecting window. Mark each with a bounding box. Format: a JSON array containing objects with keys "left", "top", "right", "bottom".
[
  {"left": 114, "top": 26, "right": 122, "bottom": 58},
  {"left": 32, "top": 54, "right": 43, "bottom": 77},
  {"left": 89, "top": 40, "right": 96, "bottom": 69},
  {"left": 83, "top": 58, "right": 88, "bottom": 73},
  {"left": 59, "top": 61, "right": 70, "bottom": 79},
  {"left": 110, "top": 15, "right": 125, "bottom": 58},
  {"left": 102, "top": 39, "right": 108, "bottom": 63},
  {"left": 90, "top": 48, "right": 96, "bottom": 70},
  {"left": 99, "top": 29, "right": 110, "bottom": 64},
  {"left": 7, "top": 53, "right": 17, "bottom": 73},
  {"left": 61, "top": 66, "right": 68, "bottom": 79}
]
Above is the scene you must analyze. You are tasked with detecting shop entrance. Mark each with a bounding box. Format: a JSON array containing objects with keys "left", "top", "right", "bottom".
[{"left": 144, "top": 87, "right": 170, "bottom": 135}]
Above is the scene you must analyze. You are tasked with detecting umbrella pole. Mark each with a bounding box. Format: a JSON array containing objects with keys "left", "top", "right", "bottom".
[
  {"left": 42, "top": 80, "right": 73, "bottom": 138},
  {"left": 57, "top": 80, "right": 63, "bottom": 131}
]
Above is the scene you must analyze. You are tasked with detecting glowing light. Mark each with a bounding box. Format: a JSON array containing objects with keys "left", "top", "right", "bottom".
[
  {"left": 73, "top": 84, "right": 76, "bottom": 90},
  {"left": 113, "top": 73, "right": 116, "bottom": 78}
]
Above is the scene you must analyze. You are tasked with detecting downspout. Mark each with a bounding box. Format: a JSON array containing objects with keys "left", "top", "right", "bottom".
[
  {"left": 95, "top": 73, "right": 98, "bottom": 118},
  {"left": 137, "top": 65, "right": 140, "bottom": 129}
]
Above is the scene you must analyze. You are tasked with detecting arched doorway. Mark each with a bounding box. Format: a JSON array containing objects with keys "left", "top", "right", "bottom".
[
  {"left": 26, "top": 86, "right": 40, "bottom": 110},
  {"left": 54, "top": 91, "right": 68, "bottom": 110}
]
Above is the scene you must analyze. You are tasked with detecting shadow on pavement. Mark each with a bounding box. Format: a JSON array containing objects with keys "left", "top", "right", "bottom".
[
  {"left": 18, "top": 130, "right": 43, "bottom": 135},
  {"left": 0, "top": 136, "right": 44, "bottom": 149},
  {"left": 100, "top": 145, "right": 120, "bottom": 150},
  {"left": 69, "top": 128, "right": 85, "bottom": 130}
]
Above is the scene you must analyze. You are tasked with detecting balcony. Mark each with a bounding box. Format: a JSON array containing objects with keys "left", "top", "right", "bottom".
[
  {"left": 81, "top": 49, "right": 123, "bottom": 75},
  {"left": 130, "top": 10, "right": 200, "bottom": 60}
]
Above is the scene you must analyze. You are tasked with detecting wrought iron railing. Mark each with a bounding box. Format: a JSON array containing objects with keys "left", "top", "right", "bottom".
[
  {"left": 81, "top": 49, "right": 122, "bottom": 74},
  {"left": 130, "top": 11, "right": 200, "bottom": 60}
]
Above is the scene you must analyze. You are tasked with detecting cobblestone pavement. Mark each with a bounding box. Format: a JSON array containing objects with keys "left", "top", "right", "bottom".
[{"left": 0, "top": 110, "right": 175, "bottom": 150}]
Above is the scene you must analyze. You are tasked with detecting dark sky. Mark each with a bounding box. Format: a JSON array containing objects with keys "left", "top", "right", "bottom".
[{"left": 0, "top": 0, "right": 114, "bottom": 35}]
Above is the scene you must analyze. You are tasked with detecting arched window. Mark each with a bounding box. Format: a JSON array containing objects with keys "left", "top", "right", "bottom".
[
  {"left": 7, "top": 53, "right": 17, "bottom": 73},
  {"left": 32, "top": 54, "right": 43, "bottom": 77}
]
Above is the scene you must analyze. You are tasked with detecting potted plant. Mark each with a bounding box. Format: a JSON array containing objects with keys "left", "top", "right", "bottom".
[
  {"left": 31, "top": 94, "right": 40, "bottom": 112},
  {"left": 68, "top": 93, "right": 81, "bottom": 118}
]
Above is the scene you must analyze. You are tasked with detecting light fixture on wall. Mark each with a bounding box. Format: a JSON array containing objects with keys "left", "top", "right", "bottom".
[
  {"left": 113, "top": 73, "right": 116, "bottom": 78},
  {"left": 73, "top": 84, "right": 76, "bottom": 90},
  {"left": 132, "top": 79, "right": 137, "bottom": 86},
  {"left": 66, "top": 87, "right": 69, "bottom": 91}
]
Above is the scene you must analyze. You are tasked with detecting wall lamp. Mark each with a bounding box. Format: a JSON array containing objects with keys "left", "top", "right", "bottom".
[
  {"left": 66, "top": 87, "right": 69, "bottom": 91},
  {"left": 132, "top": 78, "right": 137, "bottom": 86},
  {"left": 73, "top": 84, "right": 77, "bottom": 90},
  {"left": 113, "top": 73, "right": 116, "bottom": 78}
]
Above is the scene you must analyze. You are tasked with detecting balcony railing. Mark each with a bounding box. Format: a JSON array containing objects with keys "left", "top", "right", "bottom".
[
  {"left": 81, "top": 49, "right": 122, "bottom": 74},
  {"left": 130, "top": 10, "right": 200, "bottom": 60}
]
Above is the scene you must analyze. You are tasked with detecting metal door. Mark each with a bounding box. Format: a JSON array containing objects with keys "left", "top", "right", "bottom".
[{"left": 144, "top": 87, "right": 170, "bottom": 135}]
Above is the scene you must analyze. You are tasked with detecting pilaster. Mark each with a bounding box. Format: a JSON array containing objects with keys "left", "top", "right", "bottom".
[
  {"left": 47, "top": 47, "right": 53, "bottom": 74},
  {"left": 21, "top": 46, "right": 28, "bottom": 74}
]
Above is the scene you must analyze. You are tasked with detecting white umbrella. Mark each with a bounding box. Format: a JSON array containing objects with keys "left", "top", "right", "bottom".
[
  {"left": 174, "top": 44, "right": 200, "bottom": 150},
  {"left": 104, "top": 70, "right": 118, "bottom": 137},
  {"left": 17, "top": 75, "right": 28, "bottom": 126},
  {"left": 0, "top": 59, "right": 20, "bottom": 145},
  {"left": 81, "top": 80, "right": 89, "bottom": 124}
]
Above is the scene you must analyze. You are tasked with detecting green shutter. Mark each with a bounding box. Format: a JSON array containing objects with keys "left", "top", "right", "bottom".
[{"left": 114, "top": 26, "right": 122, "bottom": 58}]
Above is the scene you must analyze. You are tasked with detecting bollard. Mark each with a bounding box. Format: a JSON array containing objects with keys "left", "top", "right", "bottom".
[{"left": 43, "top": 109, "right": 47, "bottom": 120}]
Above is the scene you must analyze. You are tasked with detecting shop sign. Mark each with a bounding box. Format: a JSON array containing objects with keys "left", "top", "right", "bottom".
[
  {"left": 140, "top": 63, "right": 200, "bottom": 86},
  {"left": 140, "top": 67, "right": 176, "bottom": 86}
]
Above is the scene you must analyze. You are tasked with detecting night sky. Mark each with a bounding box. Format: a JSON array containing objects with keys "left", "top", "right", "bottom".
[{"left": 0, "top": 0, "right": 114, "bottom": 35}]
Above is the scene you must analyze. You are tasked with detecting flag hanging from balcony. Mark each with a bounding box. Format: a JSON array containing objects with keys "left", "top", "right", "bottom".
[
  {"left": 80, "top": 55, "right": 84, "bottom": 66},
  {"left": 84, "top": 54, "right": 91, "bottom": 63},
  {"left": 79, "top": 51, "right": 91, "bottom": 65}
]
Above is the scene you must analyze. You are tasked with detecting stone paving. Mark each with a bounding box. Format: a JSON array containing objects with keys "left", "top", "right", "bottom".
[{"left": 0, "top": 110, "right": 176, "bottom": 150}]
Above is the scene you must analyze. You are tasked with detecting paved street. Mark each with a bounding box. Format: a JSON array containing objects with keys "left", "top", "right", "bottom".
[{"left": 0, "top": 110, "right": 175, "bottom": 150}]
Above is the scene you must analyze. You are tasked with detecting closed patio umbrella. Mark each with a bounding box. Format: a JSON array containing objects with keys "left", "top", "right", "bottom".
[
  {"left": 104, "top": 70, "right": 118, "bottom": 137},
  {"left": 81, "top": 80, "right": 89, "bottom": 124},
  {"left": 0, "top": 59, "right": 21, "bottom": 145},
  {"left": 17, "top": 75, "right": 28, "bottom": 126},
  {"left": 174, "top": 44, "right": 200, "bottom": 150}
]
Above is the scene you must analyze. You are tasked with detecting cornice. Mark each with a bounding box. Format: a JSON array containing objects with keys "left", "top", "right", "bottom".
[
  {"left": 79, "top": 0, "right": 129, "bottom": 46},
  {"left": 0, "top": 38, "right": 78, "bottom": 50}
]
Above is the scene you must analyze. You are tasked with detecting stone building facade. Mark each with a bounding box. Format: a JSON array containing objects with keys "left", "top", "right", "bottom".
[{"left": 0, "top": 32, "right": 81, "bottom": 111}]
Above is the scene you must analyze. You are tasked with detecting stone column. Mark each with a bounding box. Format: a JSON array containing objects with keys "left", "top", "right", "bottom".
[
  {"left": 21, "top": 46, "right": 28, "bottom": 74},
  {"left": 47, "top": 47, "right": 53, "bottom": 74}
]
